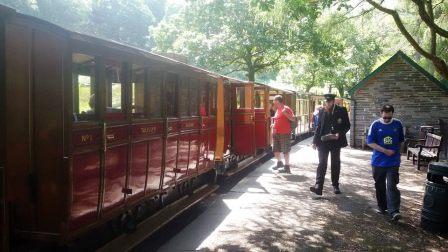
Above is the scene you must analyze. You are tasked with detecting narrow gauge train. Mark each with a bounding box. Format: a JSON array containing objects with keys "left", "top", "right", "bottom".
[
  {"left": 0, "top": 5, "right": 317, "bottom": 250},
  {"left": 268, "top": 86, "right": 316, "bottom": 140}
]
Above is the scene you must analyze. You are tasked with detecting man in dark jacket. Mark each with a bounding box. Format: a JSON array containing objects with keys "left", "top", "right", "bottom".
[{"left": 310, "top": 94, "right": 350, "bottom": 195}]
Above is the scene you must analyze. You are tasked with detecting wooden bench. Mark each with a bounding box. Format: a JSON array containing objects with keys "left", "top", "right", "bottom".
[
  {"left": 439, "top": 119, "right": 447, "bottom": 159},
  {"left": 407, "top": 133, "right": 443, "bottom": 170}
]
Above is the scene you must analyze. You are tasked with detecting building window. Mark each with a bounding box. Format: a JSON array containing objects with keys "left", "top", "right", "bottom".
[
  {"left": 131, "top": 65, "right": 146, "bottom": 118},
  {"left": 72, "top": 53, "right": 96, "bottom": 122}
]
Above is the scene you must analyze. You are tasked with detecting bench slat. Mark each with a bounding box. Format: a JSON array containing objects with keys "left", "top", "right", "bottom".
[{"left": 407, "top": 133, "right": 443, "bottom": 170}]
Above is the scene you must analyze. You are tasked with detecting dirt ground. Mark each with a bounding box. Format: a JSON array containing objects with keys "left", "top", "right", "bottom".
[{"left": 155, "top": 138, "right": 448, "bottom": 252}]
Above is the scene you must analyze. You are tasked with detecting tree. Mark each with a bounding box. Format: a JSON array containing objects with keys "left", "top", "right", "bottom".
[
  {"left": 151, "top": 0, "right": 319, "bottom": 81},
  {"left": 0, "top": 0, "right": 89, "bottom": 31},
  {"left": 328, "top": 15, "right": 382, "bottom": 96},
  {"left": 321, "top": 0, "right": 448, "bottom": 80},
  {"left": 0, "top": 0, "right": 163, "bottom": 50},
  {"left": 90, "top": 0, "right": 156, "bottom": 48},
  {"left": 275, "top": 12, "right": 382, "bottom": 96},
  {"left": 277, "top": 54, "right": 326, "bottom": 93},
  {"left": 146, "top": 0, "right": 166, "bottom": 23},
  {"left": 0, "top": 0, "right": 35, "bottom": 15}
]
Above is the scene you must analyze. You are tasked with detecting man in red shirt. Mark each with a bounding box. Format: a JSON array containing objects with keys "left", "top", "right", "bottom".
[{"left": 272, "top": 95, "right": 295, "bottom": 173}]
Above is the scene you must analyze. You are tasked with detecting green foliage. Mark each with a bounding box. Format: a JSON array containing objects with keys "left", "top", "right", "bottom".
[
  {"left": 0, "top": 0, "right": 35, "bottom": 14},
  {"left": 78, "top": 84, "right": 93, "bottom": 113},
  {"left": 90, "top": 0, "right": 156, "bottom": 47},
  {"left": 151, "top": 0, "right": 319, "bottom": 81},
  {"left": 3, "top": 0, "right": 445, "bottom": 92},
  {"left": 0, "top": 0, "right": 165, "bottom": 49},
  {"left": 318, "top": 0, "right": 448, "bottom": 79},
  {"left": 1, "top": 0, "right": 89, "bottom": 30},
  {"left": 276, "top": 12, "right": 382, "bottom": 97}
]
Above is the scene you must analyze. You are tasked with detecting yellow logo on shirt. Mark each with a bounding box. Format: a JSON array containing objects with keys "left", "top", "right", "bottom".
[{"left": 384, "top": 136, "right": 393, "bottom": 145}]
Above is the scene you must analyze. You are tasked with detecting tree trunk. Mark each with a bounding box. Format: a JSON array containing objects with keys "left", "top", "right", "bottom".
[
  {"left": 306, "top": 71, "right": 316, "bottom": 93},
  {"left": 247, "top": 69, "right": 255, "bottom": 82},
  {"left": 337, "top": 86, "right": 344, "bottom": 98},
  {"left": 432, "top": 58, "right": 448, "bottom": 80},
  {"left": 366, "top": 0, "right": 448, "bottom": 80}
]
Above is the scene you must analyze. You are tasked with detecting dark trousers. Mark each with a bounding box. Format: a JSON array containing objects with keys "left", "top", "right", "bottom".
[
  {"left": 372, "top": 166, "right": 401, "bottom": 214},
  {"left": 316, "top": 145, "right": 341, "bottom": 188}
]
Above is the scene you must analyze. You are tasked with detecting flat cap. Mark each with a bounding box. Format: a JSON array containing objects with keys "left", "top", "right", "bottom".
[{"left": 323, "top": 93, "right": 337, "bottom": 101}]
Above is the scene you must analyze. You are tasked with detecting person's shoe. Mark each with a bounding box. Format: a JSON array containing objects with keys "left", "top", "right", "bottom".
[
  {"left": 277, "top": 160, "right": 284, "bottom": 168},
  {"left": 390, "top": 212, "right": 401, "bottom": 222},
  {"left": 279, "top": 165, "right": 291, "bottom": 174},
  {"left": 273, "top": 161, "right": 284, "bottom": 170},
  {"left": 333, "top": 185, "right": 341, "bottom": 194},
  {"left": 310, "top": 185, "right": 323, "bottom": 196},
  {"left": 375, "top": 208, "right": 387, "bottom": 215}
]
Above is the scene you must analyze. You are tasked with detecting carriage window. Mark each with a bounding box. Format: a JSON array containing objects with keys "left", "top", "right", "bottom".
[
  {"left": 149, "top": 71, "right": 162, "bottom": 118},
  {"left": 165, "top": 73, "right": 178, "bottom": 117},
  {"left": 199, "top": 82, "right": 208, "bottom": 116},
  {"left": 254, "top": 89, "right": 265, "bottom": 109},
  {"left": 179, "top": 78, "right": 189, "bottom": 117},
  {"left": 105, "top": 61, "right": 123, "bottom": 114},
  {"left": 225, "top": 85, "right": 231, "bottom": 113},
  {"left": 190, "top": 79, "right": 199, "bottom": 116},
  {"left": 210, "top": 83, "right": 217, "bottom": 115},
  {"left": 132, "top": 65, "right": 146, "bottom": 118},
  {"left": 72, "top": 53, "right": 96, "bottom": 122},
  {"left": 236, "top": 87, "right": 246, "bottom": 109},
  {"left": 300, "top": 100, "right": 308, "bottom": 116},
  {"left": 305, "top": 100, "right": 309, "bottom": 115}
]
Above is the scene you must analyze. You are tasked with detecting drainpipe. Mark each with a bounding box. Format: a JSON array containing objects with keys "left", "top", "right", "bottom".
[{"left": 348, "top": 96, "right": 356, "bottom": 148}]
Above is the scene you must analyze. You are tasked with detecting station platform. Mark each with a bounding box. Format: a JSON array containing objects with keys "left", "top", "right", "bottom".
[{"left": 144, "top": 137, "right": 447, "bottom": 251}]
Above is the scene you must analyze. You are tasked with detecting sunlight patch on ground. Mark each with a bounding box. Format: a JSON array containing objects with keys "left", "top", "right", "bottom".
[{"left": 159, "top": 137, "right": 447, "bottom": 251}]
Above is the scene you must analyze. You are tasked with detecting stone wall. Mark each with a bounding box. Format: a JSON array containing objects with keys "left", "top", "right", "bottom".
[{"left": 350, "top": 57, "right": 448, "bottom": 148}]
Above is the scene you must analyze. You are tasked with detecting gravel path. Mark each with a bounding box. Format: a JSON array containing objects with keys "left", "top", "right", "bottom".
[{"left": 156, "top": 137, "right": 447, "bottom": 251}]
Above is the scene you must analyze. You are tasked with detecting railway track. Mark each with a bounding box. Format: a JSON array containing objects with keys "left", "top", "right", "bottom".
[{"left": 98, "top": 184, "right": 219, "bottom": 252}]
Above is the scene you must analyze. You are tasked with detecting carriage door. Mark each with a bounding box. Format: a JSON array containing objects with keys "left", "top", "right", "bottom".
[
  {"left": 102, "top": 60, "right": 129, "bottom": 215},
  {"left": 70, "top": 53, "right": 103, "bottom": 230},
  {"left": 163, "top": 73, "right": 180, "bottom": 187},
  {"left": 254, "top": 86, "right": 269, "bottom": 150},
  {"left": 232, "top": 83, "right": 255, "bottom": 156}
]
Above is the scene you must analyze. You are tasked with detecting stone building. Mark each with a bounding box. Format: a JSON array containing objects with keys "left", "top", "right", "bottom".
[{"left": 349, "top": 51, "right": 448, "bottom": 148}]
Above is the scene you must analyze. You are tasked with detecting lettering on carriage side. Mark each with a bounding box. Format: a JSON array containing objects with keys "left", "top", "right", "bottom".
[
  {"left": 141, "top": 126, "right": 157, "bottom": 134},
  {"left": 184, "top": 122, "right": 195, "bottom": 128},
  {"left": 81, "top": 134, "right": 93, "bottom": 144}
]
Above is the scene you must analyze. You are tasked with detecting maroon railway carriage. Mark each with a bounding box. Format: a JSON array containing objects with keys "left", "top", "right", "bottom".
[
  {"left": 0, "top": 5, "right": 295, "bottom": 250},
  {"left": 0, "top": 7, "right": 223, "bottom": 248},
  {"left": 219, "top": 80, "right": 271, "bottom": 169}
]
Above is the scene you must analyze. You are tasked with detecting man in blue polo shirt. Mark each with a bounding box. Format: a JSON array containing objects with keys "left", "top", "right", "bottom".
[{"left": 367, "top": 105, "right": 404, "bottom": 222}]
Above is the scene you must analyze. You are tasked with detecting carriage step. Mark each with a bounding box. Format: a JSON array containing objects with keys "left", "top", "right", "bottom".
[
  {"left": 223, "top": 152, "right": 271, "bottom": 177},
  {"left": 97, "top": 184, "right": 219, "bottom": 252}
]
